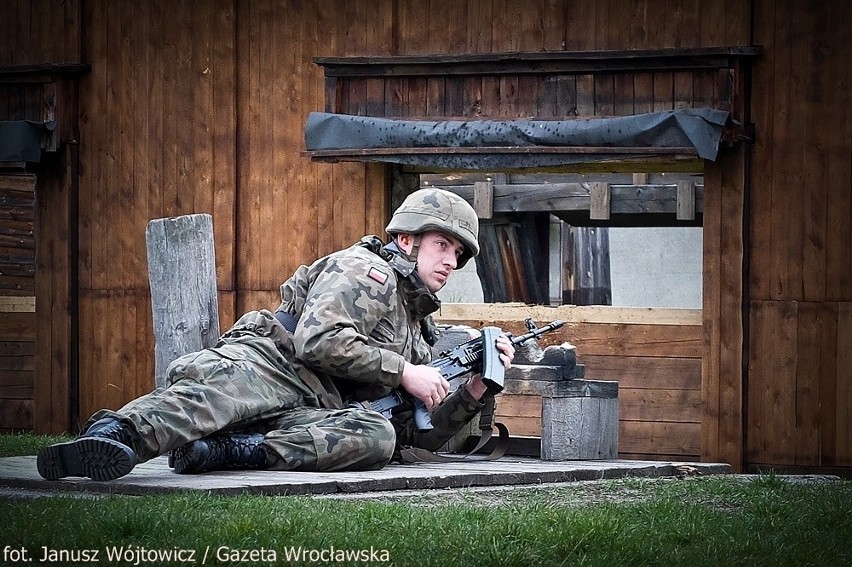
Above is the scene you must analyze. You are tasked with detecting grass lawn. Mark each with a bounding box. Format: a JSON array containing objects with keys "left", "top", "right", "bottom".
[{"left": 2, "top": 434, "right": 851, "bottom": 566}]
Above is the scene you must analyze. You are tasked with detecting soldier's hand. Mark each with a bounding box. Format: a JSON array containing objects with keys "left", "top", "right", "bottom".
[
  {"left": 401, "top": 362, "right": 450, "bottom": 410},
  {"left": 495, "top": 333, "right": 515, "bottom": 369}
]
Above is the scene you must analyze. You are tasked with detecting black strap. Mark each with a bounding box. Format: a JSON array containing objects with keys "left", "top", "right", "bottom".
[
  {"left": 398, "top": 422, "right": 509, "bottom": 463},
  {"left": 274, "top": 310, "right": 298, "bottom": 333}
]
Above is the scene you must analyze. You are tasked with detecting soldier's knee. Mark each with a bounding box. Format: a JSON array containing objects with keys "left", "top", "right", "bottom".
[{"left": 353, "top": 410, "right": 396, "bottom": 469}]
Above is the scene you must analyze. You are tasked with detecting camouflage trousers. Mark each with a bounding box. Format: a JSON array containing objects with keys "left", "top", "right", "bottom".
[
  {"left": 87, "top": 315, "right": 396, "bottom": 472},
  {"left": 85, "top": 311, "right": 484, "bottom": 472}
]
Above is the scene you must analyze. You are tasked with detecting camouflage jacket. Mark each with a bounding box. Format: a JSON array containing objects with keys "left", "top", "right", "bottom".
[{"left": 275, "top": 238, "right": 434, "bottom": 409}]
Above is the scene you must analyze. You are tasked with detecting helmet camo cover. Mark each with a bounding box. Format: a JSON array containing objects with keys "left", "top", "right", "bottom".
[{"left": 386, "top": 188, "right": 480, "bottom": 267}]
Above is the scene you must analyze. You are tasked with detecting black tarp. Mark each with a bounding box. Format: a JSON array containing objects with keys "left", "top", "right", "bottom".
[
  {"left": 305, "top": 108, "right": 729, "bottom": 170},
  {"left": 0, "top": 120, "right": 53, "bottom": 162}
]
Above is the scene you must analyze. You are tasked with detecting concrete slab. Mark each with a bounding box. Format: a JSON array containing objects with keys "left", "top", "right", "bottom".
[{"left": 0, "top": 455, "right": 731, "bottom": 498}]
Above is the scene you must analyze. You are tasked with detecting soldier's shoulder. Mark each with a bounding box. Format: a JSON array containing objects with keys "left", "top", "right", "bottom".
[{"left": 324, "top": 244, "right": 396, "bottom": 288}]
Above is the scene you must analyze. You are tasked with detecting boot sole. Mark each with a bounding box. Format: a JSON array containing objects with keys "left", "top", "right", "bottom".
[
  {"left": 37, "top": 437, "right": 137, "bottom": 481},
  {"left": 170, "top": 443, "right": 205, "bottom": 475}
]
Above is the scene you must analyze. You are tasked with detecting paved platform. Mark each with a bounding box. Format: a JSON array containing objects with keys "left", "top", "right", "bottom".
[{"left": 0, "top": 455, "right": 731, "bottom": 497}]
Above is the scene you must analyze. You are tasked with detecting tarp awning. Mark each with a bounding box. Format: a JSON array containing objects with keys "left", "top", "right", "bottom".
[
  {"left": 0, "top": 120, "right": 54, "bottom": 163},
  {"left": 304, "top": 108, "right": 730, "bottom": 170}
]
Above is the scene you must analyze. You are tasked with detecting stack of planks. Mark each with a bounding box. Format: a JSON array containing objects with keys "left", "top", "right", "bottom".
[{"left": 0, "top": 173, "right": 36, "bottom": 432}]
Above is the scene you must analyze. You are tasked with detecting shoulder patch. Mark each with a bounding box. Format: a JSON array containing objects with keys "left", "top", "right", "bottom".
[{"left": 367, "top": 267, "right": 388, "bottom": 285}]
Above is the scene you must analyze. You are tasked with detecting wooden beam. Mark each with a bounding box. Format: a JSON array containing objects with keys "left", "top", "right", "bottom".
[
  {"left": 440, "top": 182, "right": 704, "bottom": 216},
  {"left": 314, "top": 47, "right": 762, "bottom": 78}
]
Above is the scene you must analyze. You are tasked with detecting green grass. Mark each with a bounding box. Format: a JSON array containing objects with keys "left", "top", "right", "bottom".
[{"left": 2, "top": 434, "right": 851, "bottom": 566}]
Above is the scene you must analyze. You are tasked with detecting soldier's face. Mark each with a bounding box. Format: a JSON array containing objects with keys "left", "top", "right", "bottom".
[{"left": 398, "top": 231, "right": 465, "bottom": 292}]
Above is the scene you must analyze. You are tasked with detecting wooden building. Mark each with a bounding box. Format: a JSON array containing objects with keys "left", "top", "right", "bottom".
[{"left": 0, "top": 0, "right": 849, "bottom": 475}]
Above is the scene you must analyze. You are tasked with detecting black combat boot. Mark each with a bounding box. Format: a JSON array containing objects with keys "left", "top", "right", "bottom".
[
  {"left": 36, "top": 417, "right": 138, "bottom": 481},
  {"left": 171, "top": 433, "right": 270, "bottom": 474}
]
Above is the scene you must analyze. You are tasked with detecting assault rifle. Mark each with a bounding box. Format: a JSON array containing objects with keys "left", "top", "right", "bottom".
[{"left": 358, "top": 319, "right": 564, "bottom": 430}]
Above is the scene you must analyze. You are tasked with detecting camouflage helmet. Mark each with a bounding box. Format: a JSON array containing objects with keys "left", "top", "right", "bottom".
[{"left": 386, "top": 188, "right": 480, "bottom": 267}]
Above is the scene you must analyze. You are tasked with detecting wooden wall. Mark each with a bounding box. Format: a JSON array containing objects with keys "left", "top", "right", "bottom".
[
  {"left": 748, "top": 0, "right": 852, "bottom": 470},
  {"left": 4, "top": 0, "right": 850, "bottom": 473}
]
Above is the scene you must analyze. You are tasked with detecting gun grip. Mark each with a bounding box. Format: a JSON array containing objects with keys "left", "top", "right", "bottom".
[
  {"left": 413, "top": 398, "right": 434, "bottom": 430},
  {"left": 480, "top": 326, "right": 505, "bottom": 392}
]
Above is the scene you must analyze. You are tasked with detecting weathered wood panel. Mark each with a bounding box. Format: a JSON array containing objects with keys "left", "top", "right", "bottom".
[
  {"left": 701, "top": 146, "right": 745, "bottom": 469},
  {"left": 0, "top": 0, "right": 81, "bottom": 66},
  {"left": 751, "top": 0, "right": 852, "bottom": 303},
  {"left": 439, "top": 304, "right": 702, "bottom": 460},
  {"left": 748, "top": 301, "right": 852, "bottom": 468}
]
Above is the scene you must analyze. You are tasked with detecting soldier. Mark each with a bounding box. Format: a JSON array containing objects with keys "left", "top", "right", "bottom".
[{"left": 37, "top": 188, "right": 514, "bottom": 481}]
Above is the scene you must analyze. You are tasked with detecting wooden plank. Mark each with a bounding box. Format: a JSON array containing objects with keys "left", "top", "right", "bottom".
[
  {"left": 478, "top": 76, "right": 500, "bottom": 118},
  {"left": 613, "top": 73, "right": 634, "bottom": 115},
  {"left": 0, "top": 296, "right": 34, "bottom": 312},
  {"left": 794, "top": 302, "right": 828, "bottom": 465},
  {"left": 619, "top": 388, "right": 702, "bottom": 423},
  {"left": 0, "top": 312, "right": 34, "bottom": 341},
  {"left": 475, "top": 224, "right": 508, "bottom": 302},
  {"left": 582, "top": 355, "right": 701, "bottom": 390},
  {"left": 717, "top": 146, "right": 745, "bottom": 469},
  {"left": 0, "top": 341, "right": 34, "bottom": 357},
  {"left": 633, "top": 72, "right": 654, "bottom": 114},
  {"left": 0, "top": 399, "right": 32, "bottom": 430},
  {"left": 837, "top": 303, "right": 852, "bottom": 466},
  {"left": 575, "top": 74, "right": 594, "bottom": 117},
  {"left": 619, "top": 421, "right": 701, "bottom": 456},
  {"left": 364, "top": 162, "right": 388, "bottom": 238},
  {"left": 653, "top": 72, "right": 673, "bottom": 111},
  {"left": 555, "top": 75, "right": 577, "bottom": 117},
  {"left": 768, "top": 1, "right": 795, "bottom": 300},
  {"left": 0, "top": 369, "right": 33, "bottom": 397},
  {"left": 673, "top": 70, "right": 693, "bottom": 109},
  {"left": 565, "top": 322, "right": 702, "bottom": 358},
  {"left": 495, "top": 394, "right": 541, "bottom": 418},
  {"left": 495, "top": 224, "right": 529, "bottom": 302},
  {"left": 825, "top": 1, "right": 852, "bottom": 301},
  {"left": 701, "top": 136, "right": 722, "bottom": 463},
  {"left": 747, "top": 2, "right": 774, "bottom": 300},
  {"left": 212, "top": 0, "right": 236, "bottom": 293},
  {"left": 747, "top": 301, "right": 797, "bottom": 466},
  {"left": 435, "top": 303, "right": 702, "bottom": 326},
  {"left": 0, "top": 351, "right": 33, "bottom": 371},
  {"left": 593, "top": 74, "right": 614, "bottom": 116}
]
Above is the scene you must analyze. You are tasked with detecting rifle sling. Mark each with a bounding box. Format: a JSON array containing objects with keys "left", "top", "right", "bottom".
[{"left": 398, "top": 422, "right": 509, "bottom": 464}]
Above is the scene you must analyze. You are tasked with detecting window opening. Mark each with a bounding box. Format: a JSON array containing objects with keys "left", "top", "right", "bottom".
[{"left": 418, "top": 171, "right": 703, "bottom": 309}]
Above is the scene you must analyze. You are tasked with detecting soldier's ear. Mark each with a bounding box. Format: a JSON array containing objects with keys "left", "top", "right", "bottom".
[{"left": 396, "top": 233, "right": 415, "bottom": 254}]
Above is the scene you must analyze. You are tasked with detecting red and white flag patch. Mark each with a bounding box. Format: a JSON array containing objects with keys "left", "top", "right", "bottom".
[{"left": 367, "top": 267, "right": 388, "bottom": 285}]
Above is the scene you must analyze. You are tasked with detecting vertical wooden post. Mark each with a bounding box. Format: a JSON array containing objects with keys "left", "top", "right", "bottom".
[
  {"left": 677, "top": 180, "right": 696, "bottom": 220},
  {"left": 146, "top": 214, "right": 220, "bottom": 388},
  {"left": 473, "top": 180, "right": 494, "bottom": 219},
  {"left": 589, "top": 182, "right": 611, "bottom": 220}
]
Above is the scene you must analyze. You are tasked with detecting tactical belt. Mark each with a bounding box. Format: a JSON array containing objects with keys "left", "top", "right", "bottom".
[{"left": 274, "top": 310, "right": 298, "bottom": 333}]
